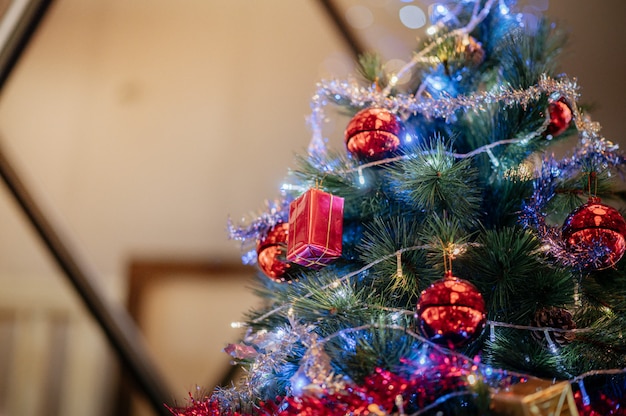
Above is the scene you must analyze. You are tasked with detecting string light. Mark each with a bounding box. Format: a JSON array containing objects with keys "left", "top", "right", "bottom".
[
  {"left": 498, "top": 0, "right": 510, "bottom": 15},
  {"left": 357, "top": 167, "right": 365, "bottom": 186},
  {"left": 544, "top": 330, "right": 559, "bottom": 354},
  {"left": 577, "top": 380, "right": 591, "bottom": 406},
  {"left": 308, "top": 75, "right": 584, "bottom": 159},
  {"left": 485, "top": 147, "right": 500, "bottom": 167},
  {"left": 383, "top": 0, "right": 497, "bottom": 95},
  {"left": 395, "top": 395, "right": 406, "bottom": 416},
  {"left": 220, "top": 1, "right": 626, "bottom": 412}
]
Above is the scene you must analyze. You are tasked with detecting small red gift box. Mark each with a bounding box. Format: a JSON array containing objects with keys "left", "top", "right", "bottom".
[{"left": 287, "top": 188, "right": 344, "bottom": 269}]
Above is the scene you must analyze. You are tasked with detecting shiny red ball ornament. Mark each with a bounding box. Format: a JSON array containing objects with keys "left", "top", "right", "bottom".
[
  {"left": 416, "top": 271, "right": 486, "bottom": 349},
  {"left": 344, "top": 107, "right": 401, "bottom": 160},
  {"left": 562, "top": 196, "right": 626, "bottom": 269},
  {"left": 256, "top": 222, "right": 292, "bottom": 282},
  {"left": 545, "top": 99, "right": 572, "bottom": 137}
]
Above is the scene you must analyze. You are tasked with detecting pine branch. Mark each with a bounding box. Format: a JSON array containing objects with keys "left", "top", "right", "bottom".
[
  {"left": 486, "top": 329, "right": 567, "bottom": 379},
  {"left": 385, "top": 139, "right": 482, "bottom": 229},
  {"left": 357, "top": 215, "right": 434, "bottom": 304},
  {"left": 460, "top": 227, "right": 574, "bottom": 323},
  {"left": 497, "top": 17, "right": 567, "bottom": 88}
]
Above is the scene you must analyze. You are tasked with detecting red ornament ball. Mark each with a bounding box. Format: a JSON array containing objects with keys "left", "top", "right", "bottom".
[
  {"left": 562, "top": 197, "right": 626, "bottom": 269},
  {"left": 545, "top": 99, "right": 572, "bottom": 137},
  {"left": 257, "top": 222, "right": 292, "bottom": 282},
  {"left": 344, "top": 108, "right": 401, "bottom": 160},
  {"left": 416, "top": 271, "right": 486, "bottom": 349}
]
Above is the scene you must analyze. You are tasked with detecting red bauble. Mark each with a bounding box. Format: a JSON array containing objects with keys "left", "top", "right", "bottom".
[
  {"left": 257, "top": 222, "right": 292, "bottom": 282},
  {"left": 344, "top": 108, "right": 401, "bottom": 160},
  {"left": 416, "top": 271, "right": 486, "bottom": 349},
  {"left": 562, "top": 197, "right": 626, "bottom": 269},
  {"left": 545, "top": 99, "right": 572, "bottom": 137}
]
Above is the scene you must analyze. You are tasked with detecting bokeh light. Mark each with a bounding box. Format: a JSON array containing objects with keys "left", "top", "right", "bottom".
[
  {"left": 384, "top": 58, "right": 411, "bottom": 85},
  {"left": 399, "top": 5, "right": 426, "bottom": 29}
]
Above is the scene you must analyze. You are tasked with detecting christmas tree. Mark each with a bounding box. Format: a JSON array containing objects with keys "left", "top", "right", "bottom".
[{"left": 170, "top": 1, "right": 626, "bottom": 414}]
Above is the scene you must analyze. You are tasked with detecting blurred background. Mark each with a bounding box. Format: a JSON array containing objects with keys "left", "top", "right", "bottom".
[{"left": 0, "top": 0, "right": 623, "bottom": 415}]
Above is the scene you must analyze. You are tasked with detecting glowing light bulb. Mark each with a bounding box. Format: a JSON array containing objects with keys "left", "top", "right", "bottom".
[
  {"left": 499, "top": 0, "right": 509, "bottom": 15},
  {"left": 544, "top": 330, "right": 558, "bottom": 354},
  {"left": 426, "top": 25, "right": 437, "bottom": 36},
  {"left": 578, "top": 380, "right": 591, "bottom": 406},
  {"left": 486, "top": 148, "right": 500, "bottom": 167}
]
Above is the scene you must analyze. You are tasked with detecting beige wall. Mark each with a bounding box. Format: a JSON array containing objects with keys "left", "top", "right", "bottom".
[
  {"left": 0, "top": 1, "right": 350, "bottom": 415},
  {"left": 0, "top": 1, "right": 623, "bottom": 415},
  {"left": 0, "top": 0, "right": 350, "bottom": 281}
]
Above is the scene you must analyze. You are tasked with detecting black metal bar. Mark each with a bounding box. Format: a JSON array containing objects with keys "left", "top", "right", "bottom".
[
  {"left": 0, "top": 1, "right": 172, "bottom": 414},
  {"left": 0, "top": 148, "right": 173, "bottom": 415},
  {"left": 0, "top": 0, "right": 54, "bottom": 89},
  {"left": 316, "top": 0, "right": 367, "bottom": 60}
]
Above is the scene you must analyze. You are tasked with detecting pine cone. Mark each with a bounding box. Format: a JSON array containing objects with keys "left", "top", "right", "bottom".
[
  {"left": 531, "top": 307, "right": 576, "bottom": 346},
  {"left": 456, "top": 35, "right": 485, "bottom": 67}
]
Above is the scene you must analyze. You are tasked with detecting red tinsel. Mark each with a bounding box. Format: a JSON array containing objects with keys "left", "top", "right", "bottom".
[
  {"left": 275, "top": 369, "right": 409, "bottom": 416},
  {"left": 574, "top": 390, "right": 626, "bottom": 416},
  {"left": 166, "top": 393, "right": 281, "bottom": 416},
  {"left": 169, "top": 356, "right": 626, "bottom": 416},
  {"left": 165, "top": 394, "right": 238, "bottom": 416},
  {"left": 168, "top": 351, "right": 481, "bottom": 416}
]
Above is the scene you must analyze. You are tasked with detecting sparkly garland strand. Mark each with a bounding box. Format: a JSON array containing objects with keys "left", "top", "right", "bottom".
[
  {"left": 181, "top": 317, "right": 626, "bottom": 416},
  {"left": 215, "top": 0, "right": 626, "bottom": 411},
  {"left": 232, "top": 73, "right": 620, "bottom": 267},
  {"left": 227, "top": 198, "right": 291, "bottom": 265},
  {"left": 307, "top": 0, "right": 499, "bottom": 155},
  {"left": 520, "top": 140, "right": 626, "bottom": 269},
  {"left": 307, "top": 75, "right": 583, "bottom": 156}
]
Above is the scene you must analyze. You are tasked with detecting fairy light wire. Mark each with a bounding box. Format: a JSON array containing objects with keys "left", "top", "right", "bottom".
[
  {"left": 251, "top": 244, "right": 431, "bottom": 324},
  {"left": 308, "top": 74, "right": 585, "bottom": 157},
  {"left": 382, "top": 0, "right": 497, "bottom": 96},
  {"left": 301, "top": 321, "right": 625, "bottom": 411},
  {"left": 236, "top": 2, "right": 625, "bottom": 409}
]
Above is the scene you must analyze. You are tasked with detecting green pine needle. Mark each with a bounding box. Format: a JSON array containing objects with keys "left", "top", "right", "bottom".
[
  {"left": 326, "top": 314, "right": 415, "bottom": 383},
  {"left": 357, "top": 215, "right": 432, "bottom": 304},
  {"left": 497, "top": 18, "right": 567, "bottom": 88},
  {"left": 486, "top": 329, "right": 567, "bottom": 379},
  {"left": 385, "top": 139, "right": 482, "bottom": 229},
  {"left": 357, "top": 52, "right": 388, "bottom": 88},
  {"left": 461, "top": 227, "right": 574, "bottom": 322}
]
